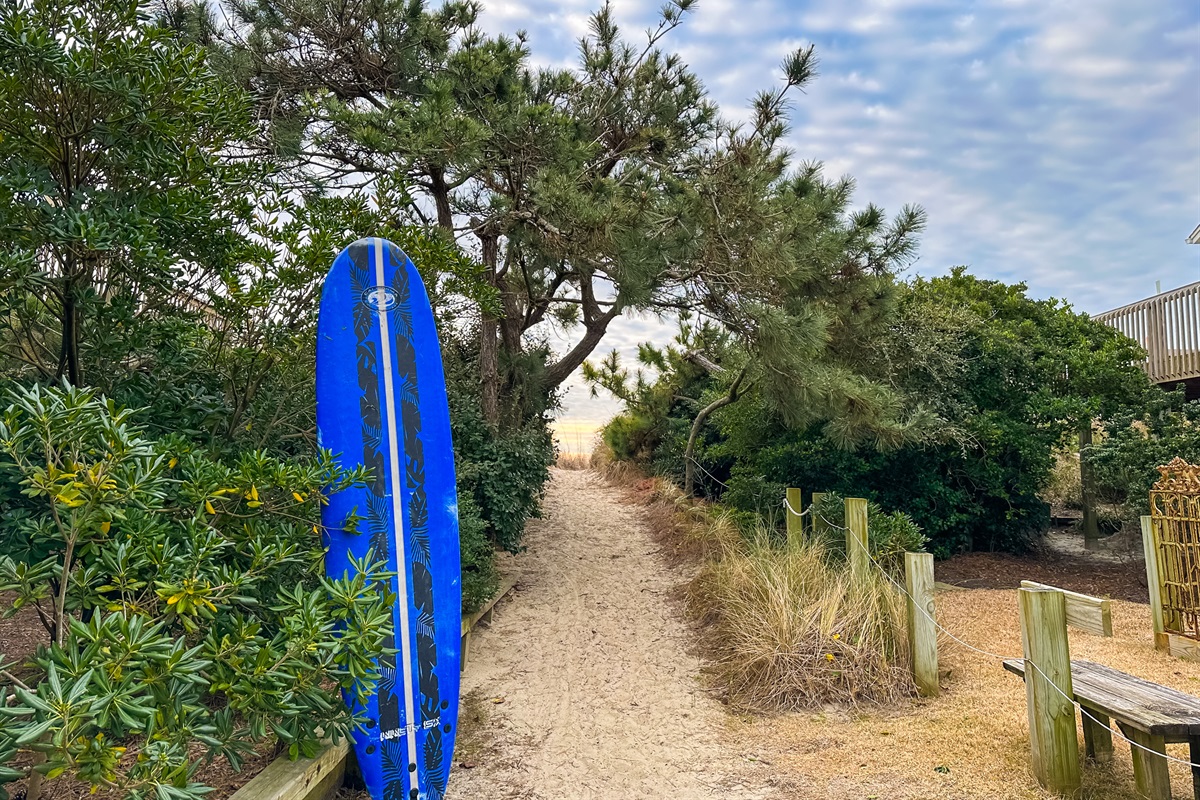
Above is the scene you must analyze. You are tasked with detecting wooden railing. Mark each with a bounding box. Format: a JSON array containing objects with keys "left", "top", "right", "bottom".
[{"left": 1094, "top": 281, "right": 1200, "bottom": 385}]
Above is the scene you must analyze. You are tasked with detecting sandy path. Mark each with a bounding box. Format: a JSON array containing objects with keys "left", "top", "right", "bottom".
[{"left": 444, "top": 469, "right": 779, "bottom": 800}]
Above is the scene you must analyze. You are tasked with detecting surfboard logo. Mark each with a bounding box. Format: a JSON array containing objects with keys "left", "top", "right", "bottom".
[{"left": 362, "top": 285, "right": 399, "bottom": 313}]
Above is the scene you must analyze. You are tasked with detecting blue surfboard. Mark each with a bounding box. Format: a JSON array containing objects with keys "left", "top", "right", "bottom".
[{"left": 316, "top": 237, "right": 461, "bottom": 800}]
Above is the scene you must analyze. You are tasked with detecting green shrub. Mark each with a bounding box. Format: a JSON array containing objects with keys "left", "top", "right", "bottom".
[
  {"left": 0, "top": 385, "right": 392, "bottom": 800},
  {"left": 1086, "top": 392, "right": 1200, "bottom": 520},
  {"left": 457, "top": 496, "right": 499, "bottom": 613},
  {"left": 448, "top": 372, "right": 553, "bottom": 557},
  {"left": 809, "top": 491, "right": 927, "bottom": 574},
  {"left": 599, "top": 270, "right": 1150, "bottom": 557}
]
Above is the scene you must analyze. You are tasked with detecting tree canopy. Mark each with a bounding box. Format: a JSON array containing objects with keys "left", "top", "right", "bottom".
[
  {"left": 597, "top": 269, "right": 1152, "bottom": 554},
  {"left": 0, "top": 0, "right": 263, "bottom": 386}
]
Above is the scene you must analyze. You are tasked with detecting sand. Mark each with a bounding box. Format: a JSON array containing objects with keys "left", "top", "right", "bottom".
[{"left": 444, "top": 468, "right": 781, "bottom": 800}]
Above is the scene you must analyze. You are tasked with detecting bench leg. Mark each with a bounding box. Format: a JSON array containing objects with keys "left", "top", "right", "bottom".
[
  {"left": 1190, "top": 737, "right": 1199, "bottom": 800},
  {"left": 460, "top": 631, "right": 470, "bottom": 674},
  {"left": 1118, "top": 722, "right": 1171, "bottom": 800},
  {"left": 1082, "top": 710, "right": 1113, "bottom": 763}
]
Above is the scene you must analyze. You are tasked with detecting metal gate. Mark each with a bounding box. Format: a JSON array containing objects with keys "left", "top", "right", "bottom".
[{"left": 1148, "top": 457, "right": 1200, "bottom": 645}]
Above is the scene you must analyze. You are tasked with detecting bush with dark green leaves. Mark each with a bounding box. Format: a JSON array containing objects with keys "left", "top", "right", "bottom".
[
  {"left": 0, "top": 385, "right": 392, "bottom": 800},
  {"left": 448, "top": 362, "right": 554, "bottom": 557},
  {"left": 808, "top": 491, "right": 927, "bottom": 574},
  {"left": 1086, "top": 389, "right": 1200, "bottom": 521},
  {"left": 603, "top": 269, "right": 1150, "bottom": 557}
]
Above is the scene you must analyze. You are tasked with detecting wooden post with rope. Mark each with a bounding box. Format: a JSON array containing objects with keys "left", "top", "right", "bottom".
[
  {"left": 845, "top": 498, "right": 869, "bottom": 582},
  {"left": 785, "top": 487, "right": 803, "bottom": 545},
  {"left": 1018, "top": 586, "right": 1080, "bottom": 796}
]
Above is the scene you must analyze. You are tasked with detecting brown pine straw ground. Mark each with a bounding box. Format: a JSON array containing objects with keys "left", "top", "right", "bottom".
[{"left": 729, "top": 590, "right": 1200, "bottom": 799}]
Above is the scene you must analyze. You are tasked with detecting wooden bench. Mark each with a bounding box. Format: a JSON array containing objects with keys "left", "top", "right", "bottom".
[
  {"left": 1004, "top": 658, "right": 1200, "bottom": 799},
  {"left": 1019, "top": 580, "right": 1112, "bottom": 637}
]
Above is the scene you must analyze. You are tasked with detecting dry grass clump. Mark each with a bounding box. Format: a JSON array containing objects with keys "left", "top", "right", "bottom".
[
  {"left": 592, "top": 444, "right": 647, "bottom": 487},
  {"left": 1041, "top": 447, "right": 1083, "bottom": 511},
  {"left": 596, "top": 457, "right": 918, "bottom": 711},
  {"left": 689, "top": 528, "right": 914, "bottom": 711},
  {"left": 554, "top": 451, "right": 592, "bottom": 470}
]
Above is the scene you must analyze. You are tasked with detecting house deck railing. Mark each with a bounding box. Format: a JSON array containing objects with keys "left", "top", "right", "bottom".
[{"left": 1094, "top": 281, "right": 1200, "bottom": 385}]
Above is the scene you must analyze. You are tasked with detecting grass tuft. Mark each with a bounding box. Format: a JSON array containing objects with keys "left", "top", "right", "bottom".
[
  {"left": 598, "top": 458, "right": 916, "bottom": 711},
  {"left": 554, "top": 451, "right": 593, "bottom": 470},
  {"left": 689, "top": 525, "right": 915, "bottom": 710}
]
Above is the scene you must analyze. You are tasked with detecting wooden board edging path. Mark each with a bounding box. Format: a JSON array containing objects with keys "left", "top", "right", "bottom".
[
  {"left": 228, "top": 740, "right": 348, "bottom": 800},
  {"left": 461, "top": 577, "right": 518, "bottom": 672}
]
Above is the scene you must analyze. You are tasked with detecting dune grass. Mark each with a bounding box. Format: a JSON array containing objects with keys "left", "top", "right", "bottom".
[{"left": 689, "top": 519, "right": 915, "bottom": 710}]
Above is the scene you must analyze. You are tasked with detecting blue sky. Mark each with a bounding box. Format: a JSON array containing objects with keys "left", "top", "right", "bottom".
[{"left": 476, "top": 0, "right": 1200, "bottom": 429}]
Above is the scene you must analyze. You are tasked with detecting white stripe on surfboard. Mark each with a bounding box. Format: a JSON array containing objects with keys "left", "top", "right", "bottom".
[{"left": 374, "top": 238, "right": 421, "bottom": 793}]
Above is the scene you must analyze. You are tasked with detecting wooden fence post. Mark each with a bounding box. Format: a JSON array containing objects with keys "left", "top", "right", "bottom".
[
  {"left": 845, "top": 498, "right": 869, "bottom": 581},
  {"left": 1141, "top": 515, "right": 1169, "bottom": 651},
  {"left": 904, "top": 552, "right": 939, "bottom": 697},
  {"left": 1018, "top": 587, "right": 1080, "bottom": 796},
  {"left": 810, "top": 491, "right": 827, "bottom": 537},
  {"left": 785, "top": 487, "right": 803, "bottom": 545}
]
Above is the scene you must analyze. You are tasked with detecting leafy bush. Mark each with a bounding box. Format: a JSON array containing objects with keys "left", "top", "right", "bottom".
[
  {"left": 0, "top": 385, "right": 392, "bottom": 800},
  {"left": 447, "top": 369, "right": 553, "bottom": 556},
  {"left": 1087, "top": 391, "right": 1200, "bottom": 520},
  {"left": 809, "top": 492, "right": 928, "bottom": 574},
  {"left": 602, "top": 270, "right": 1150, "bottom": 557},
  {"left": 456, "top": 496, "right": 499, "bottom": 613}
]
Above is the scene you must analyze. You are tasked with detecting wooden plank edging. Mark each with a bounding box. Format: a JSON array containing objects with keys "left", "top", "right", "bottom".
[
  {"left": 461, "top": 578, "right": 518, "bottom": 672},
  {"left": 1167, "top": 633, "right": 1200, "bottom": 663},
  {"left": 228, "top": 740, "right": 348, "bottom": 800}
]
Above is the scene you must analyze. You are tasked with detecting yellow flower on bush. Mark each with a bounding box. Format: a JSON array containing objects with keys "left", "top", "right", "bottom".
[{"left": 825, "top": 653, "right": 835, "bottom": 661}]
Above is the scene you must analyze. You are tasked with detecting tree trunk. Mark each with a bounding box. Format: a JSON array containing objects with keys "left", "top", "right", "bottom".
[
  {"left": 429, "top": 167, "right": 454, "bottom": 232},
  {"left": 1079, "top": 423, "right": 1101, "bottom": 550},
  {"left": 58, "top": 287, "right": 81, "bottom": 386},
  {"left": 543, "top": 305, "right": 623, "bottom": 390},
  {"left": 683, "top": 367, "right": 748, "bottom": 496},
  {"left": 478, "top": 232, "right": 501, "bottom": 429},
  {"left": 499, "top": 284, "right": 523, "bottom": 357}
]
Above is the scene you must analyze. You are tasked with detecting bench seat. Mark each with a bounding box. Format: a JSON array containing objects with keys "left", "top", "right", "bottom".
[{"left": 1004, "top": 658, "right": 1200, "bottom": 799}]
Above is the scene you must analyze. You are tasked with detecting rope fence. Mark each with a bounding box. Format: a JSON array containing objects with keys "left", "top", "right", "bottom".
[{"left": 811, "top": 506, "right": 1200, "bottom": 772}]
